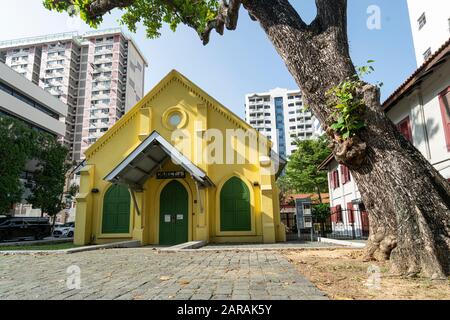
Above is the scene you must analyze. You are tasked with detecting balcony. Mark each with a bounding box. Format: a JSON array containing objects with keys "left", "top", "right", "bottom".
[
  {"left": 11, "top": 58, "right": 28, "bottom": 65},
  {"left": 44, "top": 80, "right": 64, "bottom": 87},
  {"left": 47, "top": 54, "right": 65, "bottom": 61},
  {"left": 94, "top": 48, "right": 113, "bottom": 56}
]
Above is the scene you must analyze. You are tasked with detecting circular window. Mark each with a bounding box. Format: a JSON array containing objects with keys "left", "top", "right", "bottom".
[
  {"left": 169, "top": 112, "right": 182, "bottom": 127},
  {"left": 162, "top": 107, "right": 188, "bottom": 130}
]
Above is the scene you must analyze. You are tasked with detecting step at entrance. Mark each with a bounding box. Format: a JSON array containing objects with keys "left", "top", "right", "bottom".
[{"left": 160, "top": 241, "right": 206, "bottom": 251}]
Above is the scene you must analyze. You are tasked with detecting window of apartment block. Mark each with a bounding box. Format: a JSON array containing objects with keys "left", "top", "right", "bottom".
[
  {"left": 418, "top": 12, "right": 426, "bottom": 30},
  {"left": 396, "top": 116, "right": 413, "bottom": 143},
  {"left": 439, "top": 86, "right": 450, "bottom": 152},
  {"left": 423, "top": 47, "right": 432, "bottom": 61}
]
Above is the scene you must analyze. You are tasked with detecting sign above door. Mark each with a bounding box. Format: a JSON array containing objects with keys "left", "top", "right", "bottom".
[{"left": 157, "top": 171, "right": 186, "bottom": 180}]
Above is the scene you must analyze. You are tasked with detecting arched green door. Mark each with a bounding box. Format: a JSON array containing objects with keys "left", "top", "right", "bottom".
[
  {"left": 102, "top": 185, "right": 131, "bottom": 234},
  {"left": 220, "top": 177, "right": 251, "bottom": 231},
  {"left": 159, "top": 180, "right": 189, "bottom": 245}
]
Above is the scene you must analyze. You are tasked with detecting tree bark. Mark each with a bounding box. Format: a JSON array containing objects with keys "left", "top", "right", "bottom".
[
  {"left": 243, "top": 0, "right": 450, "bottom": 278},
  {"left": 316, "top": 185, "right": 323, "bottom": 204}
]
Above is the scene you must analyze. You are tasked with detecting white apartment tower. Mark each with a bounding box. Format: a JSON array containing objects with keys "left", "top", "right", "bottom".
[
  {"left": 245, "top": 88, "right": 320, "bottom": 158},
  {"left": 407, "top": 0, "right": 450, "bottom": 66},
  {"left": 0, "top": 28, "right": 148, "bottom": 162}
]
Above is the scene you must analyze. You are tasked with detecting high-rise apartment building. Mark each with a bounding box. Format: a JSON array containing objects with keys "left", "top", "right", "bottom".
[
  {"left": 407, "top": 0, "right": 450, "bottom": 66},
  {"left": 245, "top": 88, "right": 321, "bottom": 158},
  {"left": 0, "top": 28, "right": 148, "bottom": 162}
]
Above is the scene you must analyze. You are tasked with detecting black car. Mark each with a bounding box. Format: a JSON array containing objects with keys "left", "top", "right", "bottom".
[{"left": 0, "top": 217, "right": 52, "bottom": 242}]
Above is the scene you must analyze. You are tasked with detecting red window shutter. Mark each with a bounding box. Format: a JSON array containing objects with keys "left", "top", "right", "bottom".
[
  {"left": 336, "top": 205, "right": 342, "bottom": 222},
  {"left": 330, "top": 171, "right": 335, "bottom": 189},
  {"left": 439, "top": 87, "right": 450, "bottom": 152},
  {"left": 331, "top": 207, "right": 336, "bottom": 223},
  {"left": 396, "top": 116, "right": 413, "bottom": 142},
  {"left": 341, "top": 165, "right": 351, "bottom": 184},
  {"left": 336, "top": 170, "right": 340, "bottom": 188},
  {"left": 347, "top": 202, "right": 354, "bottom": 223},
  {"left": 346, "top": 166, "right": 351, "bottom": 182}
]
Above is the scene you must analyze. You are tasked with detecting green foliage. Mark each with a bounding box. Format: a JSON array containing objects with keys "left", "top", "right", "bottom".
[
  {"left": 28, "top": 135, "right": 69, "bottom": 217},
  {"left": 312, "top": 203, "right": 331, "bottom": 223},
  {"left": 42, "top": 0, "right": 219, "bottom": 38},
  {"left": 0, "top": 115, "right": 69, "bottom": 216},
  {"left": 326, "top": 61, "right": 381, "bottom": 140},
  {"left": 279, "top": 135, "right": 330, "bottom": 197},
  {"left": 0, "top": 117, "right": 38, "bottom": 214}
]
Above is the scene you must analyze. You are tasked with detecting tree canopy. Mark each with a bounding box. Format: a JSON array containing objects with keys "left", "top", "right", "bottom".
[
  {"left": 279, "top": 135, "right": 330, "bottom": 201},
  {"left": 28, "top": 134, "right": 69, "bottom": 218},
  {"left": 43, "top": 0, "right": 236, "bottom": 44},
  {"left": 0, "top": 116, "right": 38, "bottom": 214},
  {"left": 0, "top": 115, "right": 69, "bottom": 217}
]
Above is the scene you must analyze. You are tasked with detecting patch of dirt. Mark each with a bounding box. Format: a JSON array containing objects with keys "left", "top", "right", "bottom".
[{"left": 283, "top": 249, "right": 450, "bottom": 300}]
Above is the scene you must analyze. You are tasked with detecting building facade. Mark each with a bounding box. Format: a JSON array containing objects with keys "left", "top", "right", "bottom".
[
  {"left": 74, "top": 70, "right": 286, "bottom": 246},
  {"left": 407, "top": 0, "right": 450, "bottom": 66},
  {"left": 0, "top": 28, "right": 147, "bottom": 162},
  {"left": 0, "top": 62, "right": 67, "bottom": 217},
  {"left": 245, "top": 88, "right": 320, "bottom": 158},
  {"left": 319, "top": 38, "right": 450, "bottom": 239}
]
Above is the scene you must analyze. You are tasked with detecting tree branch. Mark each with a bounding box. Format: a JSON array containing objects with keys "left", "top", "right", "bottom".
[
  {"left": 201, "top": 0, "right": 242, "bottom": 45},
  {"left": 49, "top": 0, "right": 135, "bottom": 20},
  {"left": 311, "top": 0, "right": 348, "bottom": 31}
]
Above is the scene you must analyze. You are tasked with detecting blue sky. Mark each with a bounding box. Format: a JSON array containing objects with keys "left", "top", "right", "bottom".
[{"left": 0, "top": 0, "right": 417, "bottom": 118}]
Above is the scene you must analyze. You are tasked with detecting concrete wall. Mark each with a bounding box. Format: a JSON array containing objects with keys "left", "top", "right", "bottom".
[{"left": 0, "top": 62, "right": 67, "bottom": 136}]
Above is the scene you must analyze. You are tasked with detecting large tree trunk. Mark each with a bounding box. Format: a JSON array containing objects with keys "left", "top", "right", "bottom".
[{"left": 243, "top": 0, "right": 450, "bottom": 278}]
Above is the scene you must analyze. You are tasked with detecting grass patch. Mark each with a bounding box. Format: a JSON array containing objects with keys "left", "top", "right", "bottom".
[{"left": 0, "top": 243, "right": 79, "bottom": 251}]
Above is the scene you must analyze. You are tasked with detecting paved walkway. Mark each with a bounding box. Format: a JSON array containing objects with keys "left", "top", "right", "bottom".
[
  {"left": 0, "top": 249, "right": 327, "bottom": 300},
  {"left": 202, "top": 241, "right": 338, "bottom": 251}
]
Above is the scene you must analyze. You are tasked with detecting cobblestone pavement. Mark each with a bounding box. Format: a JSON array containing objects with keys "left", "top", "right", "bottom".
[{"left": 0, "top": 249, "right": 327, "bottom": 300}]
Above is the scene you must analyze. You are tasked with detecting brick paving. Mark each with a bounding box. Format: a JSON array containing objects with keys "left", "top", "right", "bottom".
[{"left": 0, "top": 248, "right": 327, "bottom": 300}]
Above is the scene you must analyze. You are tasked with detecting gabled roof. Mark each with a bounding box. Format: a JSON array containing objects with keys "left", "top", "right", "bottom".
[
  {"left": 383, "top": 37, "right": 450, "bottom": 112},
  {"left": 104, "top": 131, "right": 214, "bottom": 190},
  {"left": 317, "top": 153, "right": 335, "bottom": 170},
  {"left": 84, "top": 69, "right": 271, "bottom": 159}
]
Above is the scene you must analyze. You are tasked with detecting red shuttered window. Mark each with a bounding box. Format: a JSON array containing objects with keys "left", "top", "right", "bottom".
[
  {"left": 341, "top": 165, "right": 351, "bottom": 184},
  {"left": 330, "top": 207, "right": 336, "bottom": 223},
  {"left": 336, "top": 205, "right": 342, "bottom": 223},
  {"left": 347, "top": 202, "right": 354, "bottom": 224},
  {"left": 397, "top": 116, "right": 413, "bottom": 142},
  {"left": 331, "top": 170, "right": 340, "bottom": 189},
  {"left": 439, "top": 86, "right": 450, "bottom": 152}
]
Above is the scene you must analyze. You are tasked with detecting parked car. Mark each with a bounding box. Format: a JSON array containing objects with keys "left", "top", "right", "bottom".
[
  {"left": 53, "top": 222, "right": 75, "bottom": 238},
  {"left": 0, "top": 217, "right": 52, "bottom": 242}
]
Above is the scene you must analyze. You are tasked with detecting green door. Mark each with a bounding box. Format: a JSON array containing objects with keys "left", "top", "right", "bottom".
[
  {"left": 102, "top": 185, "right": 131, "bottom": 234},
  {"left": 220, "top": 177, "right": 251, "bottom": 231},
  {"left": 159, "top": 180, "right": 189, "bottom": 245}
]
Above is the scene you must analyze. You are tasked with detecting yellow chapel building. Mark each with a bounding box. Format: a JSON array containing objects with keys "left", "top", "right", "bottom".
[{"left": 74, "top": 70, "right": 286, "bottom": 246}]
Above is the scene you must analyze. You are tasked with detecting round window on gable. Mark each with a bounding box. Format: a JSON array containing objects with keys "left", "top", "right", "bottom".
[
  {"left": 163, "top": 108, "right": 188, "bottom": 130},
  {"left": 169, "top": 112, "right": 182, "bottom": 127}
]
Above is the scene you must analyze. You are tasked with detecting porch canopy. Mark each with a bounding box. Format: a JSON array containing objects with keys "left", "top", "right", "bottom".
[{"left": 104, "top": 131, "right": 214, "bottom": 191}]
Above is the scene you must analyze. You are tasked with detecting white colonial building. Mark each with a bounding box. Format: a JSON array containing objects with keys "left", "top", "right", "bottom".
[
  {"left": 320, "top": 37, "right": 450, "bottom": 238},
  {"left": 407, "top": 0, "right": 450, "bottom": 66}
]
